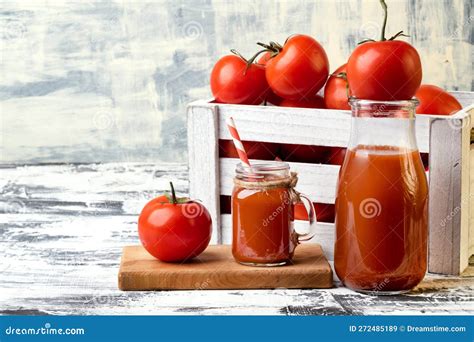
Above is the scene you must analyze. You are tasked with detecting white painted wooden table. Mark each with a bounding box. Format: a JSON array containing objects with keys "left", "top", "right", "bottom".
[{"left": 0, "top": 163, "right": 472, "bottom": 315}]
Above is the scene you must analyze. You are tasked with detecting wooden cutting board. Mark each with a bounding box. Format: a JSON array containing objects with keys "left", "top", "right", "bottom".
[{"left": 118, "top": 244, "right": 333, "bottom": 290}]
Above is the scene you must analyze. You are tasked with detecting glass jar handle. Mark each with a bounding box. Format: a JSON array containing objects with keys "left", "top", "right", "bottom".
[{"left": 295, "top": 192, "right": 318, "bottom": 242}]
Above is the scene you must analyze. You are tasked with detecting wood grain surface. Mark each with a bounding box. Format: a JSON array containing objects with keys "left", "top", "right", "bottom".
[
  {"left": 1, "top": 162, "right": 473, "bottom": 315},
  {"left": 119, "top": 244, "right": 333, "bottom": 291}
]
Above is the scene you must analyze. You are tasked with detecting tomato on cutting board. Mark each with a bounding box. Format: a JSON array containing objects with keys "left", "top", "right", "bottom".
[
  {"left": 415, "top": 84, "right": 462, "bottom": 115},
  {"left": 138, "top": 182, "right": 212, "bottom": 262},
  {"left": 210, "top": 52, "right": 269, "bottom": 105},
  {"left": 259, "top": 34, "right": 329, "bottom": 100},
  {"left": 347, "top": 0, "right": 422, "bottom": 100}
]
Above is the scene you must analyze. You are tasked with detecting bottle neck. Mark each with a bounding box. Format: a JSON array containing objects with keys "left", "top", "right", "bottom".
[{"left": 348, "top": 99, "right": 419, "bottom": 151}]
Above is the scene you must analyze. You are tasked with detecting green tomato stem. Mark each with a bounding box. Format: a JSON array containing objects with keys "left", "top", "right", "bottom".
[
  {"left": 230, "top": 48, "right": 267, "bottom": 75},
  {"left": 169, "top": 181, "right": 177, "bottom": 204},
  {"left": 379, "top": 0, "right": 388, "bottom": 41}
]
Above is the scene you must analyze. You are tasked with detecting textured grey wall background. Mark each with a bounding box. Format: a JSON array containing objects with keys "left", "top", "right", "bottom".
[{"left": 0, "top": 0, "right": 472, "bottom": 164}]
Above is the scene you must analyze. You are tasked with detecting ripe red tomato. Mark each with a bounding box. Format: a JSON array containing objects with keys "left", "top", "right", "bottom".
[
  {"left": 347, "top": 1, "right": 421, "bottom": 100},
  {"left": 138, "top": 182, "right": 212, "bottom": 262},
  {"left": 278, "top": 95, "right": 325, "bottom": 109},
  {"left": 347, "top": 40, "right": 421, "bottom": 100},
  {"left": 415, "top": 84, "right": 462, "bottom": 115},
  {"left": 262, "top": 35, "right": 329, "bottom": 100},
  {"left": 257, "top": 51, "right": 283, "bottom": 105},
  {"left": 421, "top": 153, "right": 429, "bottom": 171},
  {"left": 315, "top": 203, "right": 335, "bottom": 223},
  {"left": 257, "top": 51, "right": 272, "bottom": 66},
  {"left": 294, "top": 202, "right": 307, "bottom": 221},
  {"left": 294, "top": 202, "right": 335, "bottom": 223},
  {"left": 324, "top": 64, "right": 350, "bottom": 110},
  {"left": 219, "top": 140, "right": 279, "bottom": 160},
  {"left": 326, "top": 147, "right": 347, "bottom": 165},
  {"left": 279, "top": 143, "right": 326, "bottom": 163},
  {"left": 210, "top": 54, "right": 269, "bottom": 105},
  {"left": 265, "top": 91, "right": 283, "bottom": 106}
]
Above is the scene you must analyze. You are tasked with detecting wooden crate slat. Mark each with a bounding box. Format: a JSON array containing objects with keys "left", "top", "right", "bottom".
[
  {"left": 451, "top": 91, "right": 474, "bottom": 108},
  {"left": 428, "top": 107, "right": 473, "bottom": 275},
  {"left": 459, "top": 107, "right": 472, "bottom": 273},
  {"left": 470, "top": 149, "right": 474, "bottom": 266},
  {"left": 220, "top": 214, "right": 232, "bottom": 244},
  {"left": 219, "top": 158, "right": 340, "bottom": 204},
  {"left": 215, "top": 105, "right": 432, "bottom": 153},
  {"left": 462, "top": 107, "right": 473, "bottom": 272},
  {"left": 471, "top": 144, "right": 474, "bottom": 260},
  {"left": 187, "top": 103, "right": 221, "bottom": 243},
  {"left": 220, "top": 214, "right": 336, "bottom": 261},
  {"left": 218, "top": 105, "right": 352, "bottom": 147},
  {"left": 191, "top": 92, "right": 473, "bottom": 154}
]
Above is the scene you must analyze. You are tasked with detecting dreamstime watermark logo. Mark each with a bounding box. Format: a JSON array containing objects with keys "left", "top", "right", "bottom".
[
  {"left": 446, "top": 109, "right": 471, "bottom": 131},
  {"left": 83, "top": 291, "right": 113, "bottom": 307},
  {"left": 262, "top": 196, "right": 291, "bottom": 227},
  {"left": 372, "top": 277, "right": 389, "bottom": 292},
  {"left": 181, "top": 202, "right": 204, "bottom": 219},
  {"left": 5, "top": 322, "right": 85, "bottom": 336},
  {"left": 270, "top": 111, "right": 292, "bottom": 131},
  {"left": 2, "top": 20, "right": 26, "bottom": 40},
  {"left": 440, "top": 204, "right": 462, "bottom": 228},
  {"left": 358, "top": 21, "right": 380, "bottom": 40},
  {"left": 182, "top": 21, "right": 203, "bottom": 41},
  {"left": 194, "top": 279, "right": 210, "bottom": 290},
  {"left": 0, "top": 199, "right": 27, "bottom": 214},
  {"left": 440, "top": 192, "right": 474, "bottom": 227},
  {"left": 93, "top": 110, "right": 115, "bottom": 130},
  {"left": 92, "top": 294, "right": 113, "bottom": 305},
  {"left": 359, "top": 198, "right": 382, "bottom": 219},
  {"left": 372, "top": 104, "right": 388, "bottom": 117}
]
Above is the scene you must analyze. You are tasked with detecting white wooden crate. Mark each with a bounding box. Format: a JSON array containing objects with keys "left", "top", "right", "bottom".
[{"left": 187, "top": 91, "right": 474, "bottom": 276}]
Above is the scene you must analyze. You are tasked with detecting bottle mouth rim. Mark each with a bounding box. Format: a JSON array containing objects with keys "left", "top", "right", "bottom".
[
  {"left": 349, "top": 97, "right": 419, "bottom": 108},
  {"left": 236, "top": 161, "right": 290, "bottom": 176}
]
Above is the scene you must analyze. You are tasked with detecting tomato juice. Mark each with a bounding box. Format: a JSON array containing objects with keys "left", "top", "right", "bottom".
[
  {"left": 334, "top": 145, "right": 428, "bottom": 293},
  {"left": 232, "top": 185, "right": 296, "bottom": 265}
]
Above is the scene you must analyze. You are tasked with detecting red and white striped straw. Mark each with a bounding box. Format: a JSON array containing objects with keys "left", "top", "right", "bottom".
[{"left": 226, "top": 117, "right": 251, "bottom": 168}]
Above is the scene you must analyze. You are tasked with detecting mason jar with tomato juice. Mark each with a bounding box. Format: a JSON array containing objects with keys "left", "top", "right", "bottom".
[
  {"left": 232, "top": 161, "right": 317, "bottom": 266},
  {"left": 334, "top": 99, "right": 428, "bottom": 294}
]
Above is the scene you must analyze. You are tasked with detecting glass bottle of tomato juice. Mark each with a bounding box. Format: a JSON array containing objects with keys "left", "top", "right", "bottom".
[{"left": 334, "top": 99, "right": 428, "bottom": 294}]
